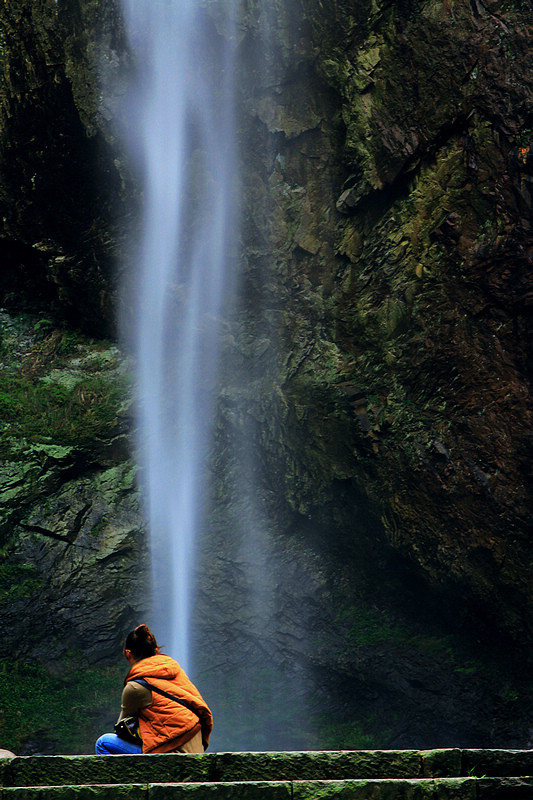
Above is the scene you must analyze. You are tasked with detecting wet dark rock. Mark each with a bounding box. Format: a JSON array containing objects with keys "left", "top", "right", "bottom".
[{"left": 0, "top": 314, "right": 145, "bottom": 671}]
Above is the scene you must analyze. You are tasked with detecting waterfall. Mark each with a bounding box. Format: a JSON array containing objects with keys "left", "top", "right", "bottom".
[{"left": 119, "top": 0, "right": 238, "bottom": 671}]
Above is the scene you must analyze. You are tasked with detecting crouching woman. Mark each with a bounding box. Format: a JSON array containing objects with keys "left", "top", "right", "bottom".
[{"left": 96, "top": 624, "right": 213, "bottom": 755}]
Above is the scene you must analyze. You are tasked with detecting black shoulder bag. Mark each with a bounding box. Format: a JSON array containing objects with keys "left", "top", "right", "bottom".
[{"left": 114, "top": 715, "right": 142, "bottom": 745}]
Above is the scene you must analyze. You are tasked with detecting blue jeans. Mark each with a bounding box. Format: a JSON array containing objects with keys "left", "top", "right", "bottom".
[{"left": 95, "top": 733, "right": 143, "bottom": 755}]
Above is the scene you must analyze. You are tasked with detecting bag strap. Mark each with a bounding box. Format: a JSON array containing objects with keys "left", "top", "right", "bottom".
[{"left": 132, "top": 678, "right": 200, "bottom": 719}]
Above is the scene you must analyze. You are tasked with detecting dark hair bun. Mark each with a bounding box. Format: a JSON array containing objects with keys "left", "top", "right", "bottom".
[
  {"left": 135, "top": 624, "right": 151, "bottom": 639},
  {"left": 125, "top": 624, "right": 160, "bottom": 660}
]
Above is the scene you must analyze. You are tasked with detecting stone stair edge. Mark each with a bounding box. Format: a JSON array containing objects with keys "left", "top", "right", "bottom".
[
  {"left": 2, "top": 748, "right": 533, "bottom": 788},
  {"left": 0, "top": 748, "right": 528, "bottom": 761},
  {"left": 0, "top": 778, "right": 483, "bottom": 784},
  {"left": 0, "top": 748, "right": 454, "bottom": 784},
  {"left": 4, "top": 777, "right": 533, "bottom": 800},
  {"left": 0, "top": 777, "right": 489, "bottom": 792}
]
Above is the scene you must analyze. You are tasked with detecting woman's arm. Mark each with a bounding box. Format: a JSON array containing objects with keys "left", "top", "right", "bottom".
[{"left": 116, "top": 681, "right": 152, "bottom": 722}]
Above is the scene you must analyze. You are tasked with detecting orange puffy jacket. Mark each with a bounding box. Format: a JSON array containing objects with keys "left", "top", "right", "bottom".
[{"left": 125, "top": 654, "right": 213, "bottom": 753}]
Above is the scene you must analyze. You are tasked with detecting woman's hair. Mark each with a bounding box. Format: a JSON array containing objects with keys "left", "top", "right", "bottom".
[{"left": 124, "top": 624, "right": 160, "bottom": 660}]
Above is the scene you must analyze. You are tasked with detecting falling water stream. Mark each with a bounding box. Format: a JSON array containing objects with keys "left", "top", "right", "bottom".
[{"left": 120, "top": 0, "right": 238, "bottom": 671}]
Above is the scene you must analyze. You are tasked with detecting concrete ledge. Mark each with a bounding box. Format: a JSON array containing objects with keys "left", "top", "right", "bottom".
[
  {"left": 461, "top": 749, "right": 533, "bottom": 776},
  {"left": 0, "top": 778, "right": 478, "bottom": 799},
  {"left": 1, "top": 750, "right": 533, "bottom": 795},
  {"left": 2, "top": 755, "right": 212, "bottom": 788},
  {"left": 150, "top": 782, "right": 292, "bottom": 799},
  {"left": 292, "top": 778, "right": 477, "bottom": 799},
  {"left": 1, "top": 787, "right": 149, "bottom": 800},
  {"left": 476, "top": 777, "right": 533, "bottom": 798},
  {"left": 2, "top": 777, "right": 533, "bottom": 799},
  {"left": 212, "top": 751, "right": 424, "bottom": 781},
  {"left": 0, "top": 750, "right": 456, "bottom": 787},
  {"left": 420, "top": 750, "right": 462, "bottom": 778}
]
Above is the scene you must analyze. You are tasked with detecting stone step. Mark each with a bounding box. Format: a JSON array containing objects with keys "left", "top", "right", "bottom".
[
  {"left": 1, "top": 750, "right": 533, "bottom": 798},
  {"left": 0, "top": 750, "right": 468, "bottom": 786},
  {"left": 2, "top": 777, "right": 533, "bottom": 800},
  {"left": 461, "top": 748, "right": 533, "bottom": 776}
]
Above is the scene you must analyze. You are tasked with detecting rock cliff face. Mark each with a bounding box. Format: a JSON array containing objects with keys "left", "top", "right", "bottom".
[
  {"left": 0, "top": 312, "right": 144, "bottom": 753},
  {"left": 0, "top": 0, "right": 128, "bottom": 334},
  {"left": 196, "top": 0, "right": 533, "bottom": 751},
  {"left": 0, "top": 0, "right": 532, "bottom": 754}
]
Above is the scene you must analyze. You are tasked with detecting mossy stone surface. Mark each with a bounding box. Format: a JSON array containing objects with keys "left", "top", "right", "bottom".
[
  {"left": 461, "top": 749, "right": 533, "bottom": 778},
  {"left": 4, "top": 756, "right": 212, "bottom": 789},
  {"left": 213, "top": 752, "right": 422, "bottom": 781},
  {"left": 1, "top": 787, "right": 149, "bottom": 800},
  {"left": 420, "top": 752, "right": 461, "bottom": 779},
  {"left": 291, "top": 779, "right": 477, "bottom": 799},
  {"left": 1, "top": 751, "right": 532, "bottom": 800},
  {"left": 150, "top": 784, "right": 291, "bottom": 800}
]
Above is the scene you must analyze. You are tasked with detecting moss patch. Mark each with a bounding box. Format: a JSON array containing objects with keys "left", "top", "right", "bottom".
[
  {"left": 0, "top": 312, "right": 130, "bottom": 453},
  {"left": 0, "top": 658, "right": 124, "bottom": 755}
]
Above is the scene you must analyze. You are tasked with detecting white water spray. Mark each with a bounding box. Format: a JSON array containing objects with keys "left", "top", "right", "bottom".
[{"left": 120, "top": 0, "right": 238, "bottom": 670}]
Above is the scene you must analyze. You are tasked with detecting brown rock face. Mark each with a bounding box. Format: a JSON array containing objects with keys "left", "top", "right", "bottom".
[{"left": 315, "top": 0, "right": 533, "bottom": 647}]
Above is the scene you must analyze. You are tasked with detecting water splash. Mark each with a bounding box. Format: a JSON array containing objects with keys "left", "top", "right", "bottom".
[{"left": 119, "top": 0, "right": 238, "bottom": 670}]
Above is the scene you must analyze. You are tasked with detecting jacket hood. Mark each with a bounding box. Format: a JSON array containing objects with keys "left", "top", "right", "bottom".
[{"left": 126, "top": 654, "right": 181, "bottom": 683}]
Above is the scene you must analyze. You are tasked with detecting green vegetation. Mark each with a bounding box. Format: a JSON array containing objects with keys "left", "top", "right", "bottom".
[
  {"left": 332, "top": 598, "right": 488, "bottom": 680},
  {"left": 0, "top": 561, "right": 42, "bottom": 604},
  {"left": 0, "top": 373, "right": 125, "bottom": 445},
  {"left": 502, "top": 687, "right": 519, "bottom": 703},
  {"left": 335, "top": 605, "right": 405, "bottom": 648},
  {"left": 309, "top": 713, "right": 389, "bottom": 750},
  {"left": 0, "top": 658, "right": 125, "bottom": 754},
  {"left": 0, "top": 314, "right": 130, "bottom": 452}
]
